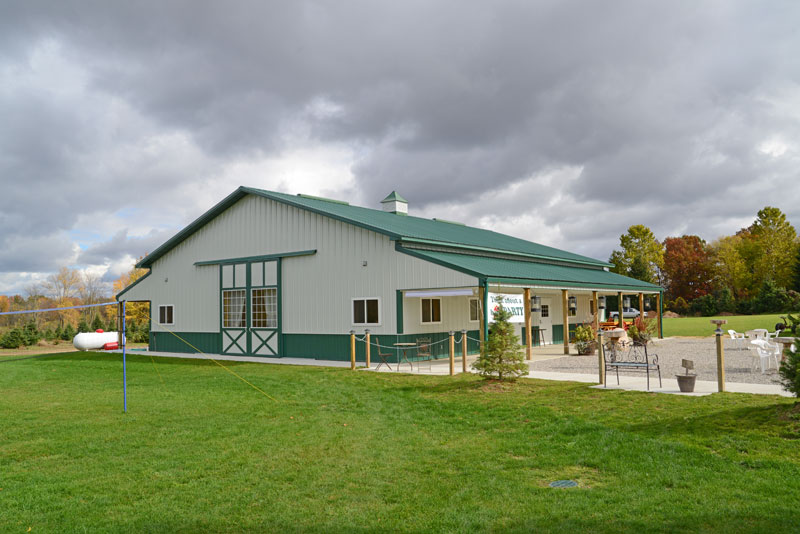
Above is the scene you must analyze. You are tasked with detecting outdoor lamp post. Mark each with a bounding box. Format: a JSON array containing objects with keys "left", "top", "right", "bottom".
[{"left": 711, "top": 319, "right": 727, "bottom": 392}]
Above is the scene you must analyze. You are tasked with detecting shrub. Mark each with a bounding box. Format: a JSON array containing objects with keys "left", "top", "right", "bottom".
[
  {"left": 0, "top": 329, "right": 25, "bottom": 349},
  {"left": 754, "top": 279, "right": 782, "bottom": 314},
  {"left": 672, "top": 297, "right": 689, "bottom": 316},
  {"left": 574, "top": 324, "right": 596, "bottom": 355},
  {"left": 779, "top": 339, "right": 800, "bottom": 398},
  {"left": 472, "top": 297, "right": 528, "bottom": 380},
  {"left": 690, "top": 294, "right": 718, "bottom": 317},
  {"left": 714, "top": 287, "right": 736, "bottom": 314}
]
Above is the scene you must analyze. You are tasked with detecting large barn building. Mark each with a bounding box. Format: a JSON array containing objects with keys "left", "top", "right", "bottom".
[{"left": 116, "top": 187, "right": 662, "bottom": 361}]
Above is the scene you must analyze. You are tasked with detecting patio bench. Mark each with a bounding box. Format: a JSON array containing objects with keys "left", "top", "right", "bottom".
[{"left": 603, "top": 341, "right": 662, "bottom": 390}]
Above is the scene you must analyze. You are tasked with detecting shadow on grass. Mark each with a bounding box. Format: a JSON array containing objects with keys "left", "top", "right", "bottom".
[{"left": 0, "top": 350, "right": 256, "bottom": 367}]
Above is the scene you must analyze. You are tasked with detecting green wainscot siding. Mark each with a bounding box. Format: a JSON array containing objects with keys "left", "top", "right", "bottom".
[
  {"left": 150, "top": 332, "right": 221, "bottom": 354},
  {"left": 520, "top": 326, "right": 547, "bottom": 347},
  {"left": 550, "top": 324, "right": 579, "bottom": 345},
  {"left": 283, "top": 331, "right": 482, "bottom": 362}
]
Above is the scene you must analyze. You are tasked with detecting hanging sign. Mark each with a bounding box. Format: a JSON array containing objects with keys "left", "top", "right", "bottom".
[{"left": 488, "top": 293, "right": 525, "bottom": 323}]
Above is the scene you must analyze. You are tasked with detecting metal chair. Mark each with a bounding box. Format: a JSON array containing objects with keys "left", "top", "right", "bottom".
[
  {"left": 373, "top": 337, "right": 393, "bottom": 371},
  {"left": 416, "top": 337, "right": 432, "bottom": 372}
]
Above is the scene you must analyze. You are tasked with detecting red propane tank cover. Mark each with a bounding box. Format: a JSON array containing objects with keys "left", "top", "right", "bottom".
[
  {"left": 96, "top": 329, "right": 104, "bottom": 333},
  {"left": 103, "top": 342, "right": 119, "bottom": 350}
]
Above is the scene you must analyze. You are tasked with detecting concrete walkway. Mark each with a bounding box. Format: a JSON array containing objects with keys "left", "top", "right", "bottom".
[{"left": 118, "top": 347, "right": 792, "bottom": 397}]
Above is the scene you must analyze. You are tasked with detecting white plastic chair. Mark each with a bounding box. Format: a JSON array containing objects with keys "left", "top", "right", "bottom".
[
  {"left": 727, "top": 330, "right": 746, "bottom": 349},
  {"left": 749, "top": 339, "right": 780, "bottom": 373}
]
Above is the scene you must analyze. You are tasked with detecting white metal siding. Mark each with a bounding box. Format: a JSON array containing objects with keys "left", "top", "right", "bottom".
[{"left": 134, "top": 195, "right": 476, "bottom": 334}]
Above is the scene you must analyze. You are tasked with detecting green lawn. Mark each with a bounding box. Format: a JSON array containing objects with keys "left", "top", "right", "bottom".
[
  {"left": 663, "top": 314, "right": 790, "bottom": 337},
  {"left": 1, "top": 351, "right": 799, "bottom": 533}
]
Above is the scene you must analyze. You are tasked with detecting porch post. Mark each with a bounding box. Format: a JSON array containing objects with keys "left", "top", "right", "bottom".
[
  {"left": 657, "top": 292, "right": 663, "bottom": 339},
  {"left": 478, "top": 284, "right": 486, "bottom": 348},
  {"left": 561, "top": 289, "right": 569, "bottom": 355},
  {"left": 638, "top": 293, "right": 644, "bottom": 320},
  {"left": 524, "top": 288, "right": 532, "bottom": 361},
  {"left": 617, "top": 291, "right": 624, "bottom": 328},
  {"left": 592, "top": 291, "right": 599, "bottom": 333}
]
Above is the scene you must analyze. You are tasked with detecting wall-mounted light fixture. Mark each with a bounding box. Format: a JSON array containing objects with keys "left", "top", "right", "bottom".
[
  {"left": 568, "top": 296, "right": 577, "bottom": 310},
  {"left": 530, "top": 295, "right": 541, "bottom": 313},
  {"left": 598, "top": 296, "right": 606, "bottom": 309},
  {"left": 624, "top": 296, "right": 631, "bottom": 308}
]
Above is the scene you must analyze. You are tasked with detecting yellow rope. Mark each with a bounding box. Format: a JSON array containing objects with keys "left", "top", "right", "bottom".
[
  {"left": 156, "top": 328, "right": 278, "bottom": 402},
  {"left": 149, "top": 354, "right": 165, "bottom": 387}
]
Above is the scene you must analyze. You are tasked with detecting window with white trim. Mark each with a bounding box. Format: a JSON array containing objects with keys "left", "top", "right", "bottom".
[
  {"left": 158, "top": 305, "right": 174, "bottom": 325},
  {"left": 353, "top": 298, "right": 380, "bottom": 325},
  {"left": 223, "top": 290, "right": 247, "bottom": 328},
  {"left": 421, "top": 298, "right": 441, "bottom": 324},
  {"left": 252, "top": 288, "right": 278, "bottom": 328},
  {"left": 469, "top": 298, "right": 479, "bottom": 322}
]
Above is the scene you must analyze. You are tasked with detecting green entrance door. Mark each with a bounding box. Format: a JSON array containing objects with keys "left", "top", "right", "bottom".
[{"left": 220, "top": 260, "right": 280, "bottom": 356}]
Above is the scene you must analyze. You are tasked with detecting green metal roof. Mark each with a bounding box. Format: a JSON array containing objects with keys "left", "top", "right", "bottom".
[
  {"left": 398, "top": 248, "right": 662, "bottom": 292},
  {"left": 137, "top": 186, "right": 613, "bottom": 269}
]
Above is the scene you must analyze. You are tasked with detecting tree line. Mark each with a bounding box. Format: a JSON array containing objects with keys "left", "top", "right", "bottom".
[
  {"left": 0, "top": 264, "right": 150, "bottom": 349},
  {"left": 609, "top": 206, "right": 800, "bottom": 316}
]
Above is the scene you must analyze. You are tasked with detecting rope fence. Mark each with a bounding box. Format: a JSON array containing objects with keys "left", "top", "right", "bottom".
[{"left": 347, "top": 330, "right": 483, "bottom": 376}]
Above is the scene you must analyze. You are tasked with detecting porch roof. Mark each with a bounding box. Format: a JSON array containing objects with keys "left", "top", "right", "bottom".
[{"left": 399, "top": 248, "right": 662, "bottom": 293}]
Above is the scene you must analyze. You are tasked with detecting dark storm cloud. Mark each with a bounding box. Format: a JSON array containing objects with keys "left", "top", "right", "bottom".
[{"left": 1, "top": 0, "right": 799, "bottom": 292}]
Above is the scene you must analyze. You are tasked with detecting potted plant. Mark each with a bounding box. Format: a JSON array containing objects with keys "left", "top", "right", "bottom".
[
  {"left": 627, "top": 316, "right": 655, "bottom": 346},
  {"left": 676, "top": 359, "right": 696, "bottom": 392},
  {"left": 574, "top": 324, "right": 597, "bottom": 355}
]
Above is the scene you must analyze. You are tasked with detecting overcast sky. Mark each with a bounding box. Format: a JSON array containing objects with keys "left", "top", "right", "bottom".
[{"left": 1, "top": 1, "right": 799, "bottom": 295}]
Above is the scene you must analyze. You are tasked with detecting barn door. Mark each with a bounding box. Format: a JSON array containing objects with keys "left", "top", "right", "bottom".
[
  {"left": 248, "top": 261, "right": 279, "bottom": 356},
  {"left": 220, "top": 261, "right": 280, "bottom": 356}
]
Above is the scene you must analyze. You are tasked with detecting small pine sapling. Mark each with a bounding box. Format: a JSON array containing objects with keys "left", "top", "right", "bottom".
[
  {"left": 472, "top": 296, "right": 529, "bottom": 380},
  {"left": 779, "top": 339, "right": 800, "bottom": 398}
]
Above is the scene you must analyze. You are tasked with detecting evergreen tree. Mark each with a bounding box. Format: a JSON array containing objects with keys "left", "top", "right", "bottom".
[
  {"left": 779, "top": 339, "right": 800, "bottom": 398},
  {"left": 77, "top": 318, "right": 91, "bottom": 333},
  {"left": 793, "top": 245, "right": 800, "bottom": 293},
  {"left": 22, "top": 321, "right": 40, "bottom": 346},
  {"left": 0, "top": 329, "right": 24, "bottom": 349},
  {"left": 472, "top": 297, "right": 528, "bottom": 380},
  {"left": 54, "top": 325, "right": 63, "bottom": 340},
  {"left": 91, "top": 315, "right": 105, "bottom": 331},
  {"left": 62, "top": 324, "right": 76, "bottom": 341}
]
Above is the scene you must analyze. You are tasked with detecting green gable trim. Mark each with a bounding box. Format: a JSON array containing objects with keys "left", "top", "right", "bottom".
[
  {"left": 115, "top": 271, "right": 152, "bottom": 301},
  {"left": 194, "top": 249, "right": 316, "bottom": 266},
  {"left": 297, "top": 193, "right": 349, "bottom": 205}
]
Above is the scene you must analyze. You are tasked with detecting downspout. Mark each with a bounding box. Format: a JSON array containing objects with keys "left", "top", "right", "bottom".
[{"left": 481, "top": 278, "right": 489, "bottom": 342}]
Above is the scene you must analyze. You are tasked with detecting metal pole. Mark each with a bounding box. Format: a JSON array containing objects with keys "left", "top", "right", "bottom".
[
  {"left": 122, "top": 300, "right": 127, "bottom": 413},
  {"left": 461, "top": 329, "right": 468, "bottom": 374},
  {"left": 716, "top": 329, "right": 725, "bottom": 392}
]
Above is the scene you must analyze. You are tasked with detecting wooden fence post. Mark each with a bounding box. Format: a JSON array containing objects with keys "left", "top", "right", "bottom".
[
  {"left": 365, "top": 329, "right": 371, "bottom": 369},
  {"left": 711, "top": 320, "right": 727, "bottom": 392}
]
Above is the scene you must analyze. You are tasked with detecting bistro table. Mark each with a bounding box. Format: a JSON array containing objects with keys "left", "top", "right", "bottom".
[{"left": 393, "top": 342, "right": 417, "bottom": 372}]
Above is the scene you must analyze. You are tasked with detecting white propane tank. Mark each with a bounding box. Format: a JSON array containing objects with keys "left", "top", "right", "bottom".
[{"left": 73, "top": 330, "right": 126, "bottom": 351}]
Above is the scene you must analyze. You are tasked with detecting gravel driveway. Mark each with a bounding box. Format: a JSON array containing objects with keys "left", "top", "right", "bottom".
[{"left": 531, "top": 337, "right": 789, "bottom": 385}]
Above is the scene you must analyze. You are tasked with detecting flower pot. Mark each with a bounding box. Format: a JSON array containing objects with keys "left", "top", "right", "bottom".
[{"left": 675, "top": 374, "right": 696, "bottom": 393}]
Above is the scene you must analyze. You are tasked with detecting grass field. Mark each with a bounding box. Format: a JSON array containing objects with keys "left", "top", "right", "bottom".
[
  {"left": 1, "top": 351, "right": 799, "bottom": 533},
  {"left": 663, "top": 314, "right": 790, "bottom": 337}
]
